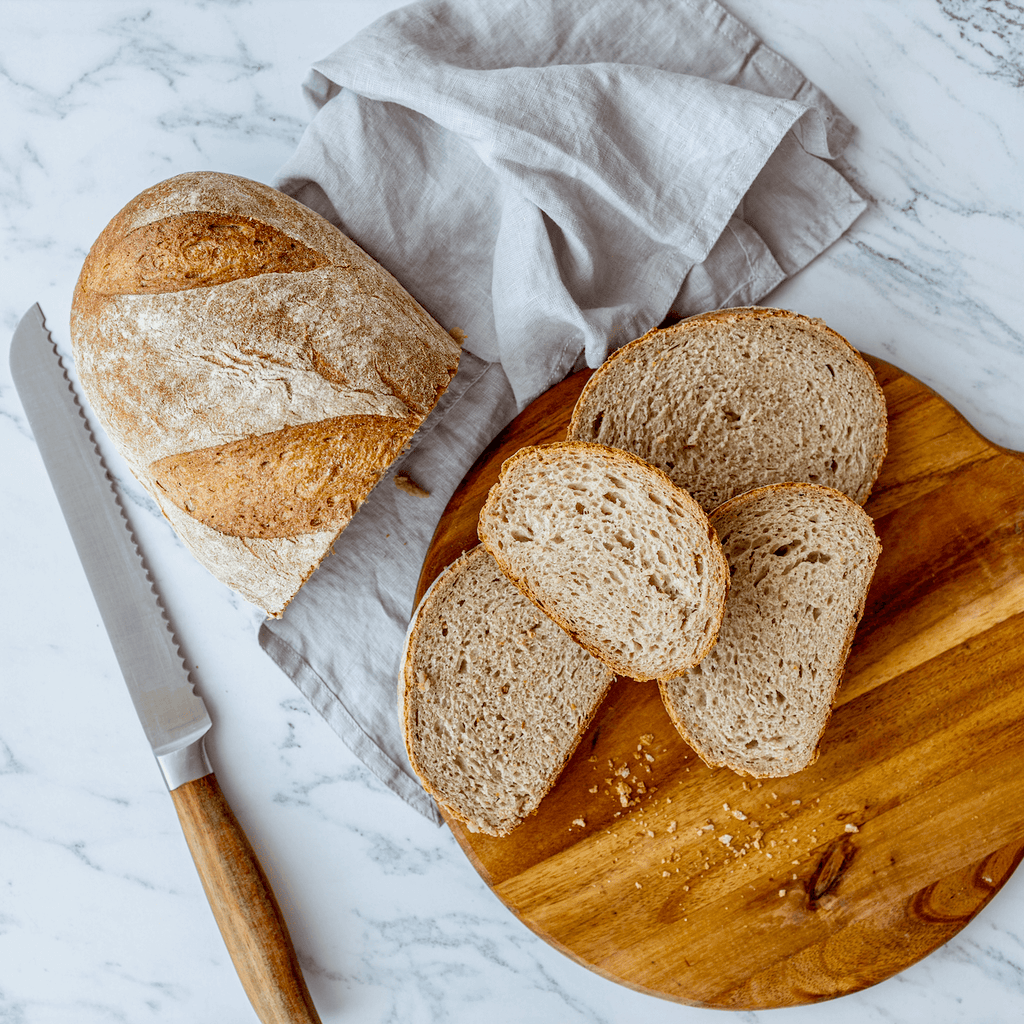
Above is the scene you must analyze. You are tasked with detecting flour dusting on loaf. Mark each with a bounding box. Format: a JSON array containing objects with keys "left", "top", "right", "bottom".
[{"left": 71, "top": 171, "right": 461, "bottom": 615}]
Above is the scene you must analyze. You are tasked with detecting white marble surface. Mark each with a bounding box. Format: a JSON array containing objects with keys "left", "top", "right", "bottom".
[{"left": 2, "top": 1, "right": 1023, "bottom": 1021}]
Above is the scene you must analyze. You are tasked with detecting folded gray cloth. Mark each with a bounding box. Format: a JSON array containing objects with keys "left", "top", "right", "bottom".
[{"left": 260, "top": 0, "right": 867, "bottom": 823}]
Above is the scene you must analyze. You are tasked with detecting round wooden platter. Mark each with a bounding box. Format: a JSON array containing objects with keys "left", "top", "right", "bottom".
[{"left": 413, "top": 355, "right": 1024, "bottom": 1009}]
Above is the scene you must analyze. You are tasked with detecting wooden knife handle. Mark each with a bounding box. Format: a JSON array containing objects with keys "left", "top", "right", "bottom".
[{"left": 169, "top": 773, "right": 322, "bottom": 1023}]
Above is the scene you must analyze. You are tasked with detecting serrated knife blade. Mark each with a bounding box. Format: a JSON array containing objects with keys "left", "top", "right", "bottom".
[
  {"left": 9, "top": 304, "right": 321, "bottom": 1024},
  {"left": 9, "top": 304, "right": 211, "bottom": 779}
]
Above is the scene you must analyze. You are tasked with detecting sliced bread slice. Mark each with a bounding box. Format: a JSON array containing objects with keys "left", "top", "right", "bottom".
[
  {"left": 477, "top": 441, "right": 729, "bottom": 682},
  {"left": 567, "top": 306, "right": 888, "bottom": 512},
  {"left": 659, "top": 483, "right": 880, "bottom": 778},
  {"left": 400, "top": 545, "right": 615, "bottom": 837}
]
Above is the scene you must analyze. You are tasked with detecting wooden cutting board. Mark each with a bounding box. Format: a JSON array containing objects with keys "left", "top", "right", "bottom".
[{"left": 414, "top": 355, "right": 1024, "bottom": 1009}]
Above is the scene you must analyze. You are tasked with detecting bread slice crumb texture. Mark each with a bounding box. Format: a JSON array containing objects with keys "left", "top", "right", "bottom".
[
  {"left": 401, "top": 546, "right": 614, "bottom": 837},
  {"left": 567, "top": 307, "right": 888, "bottom": 511},
  {"left": 659, "top": 483, "right": 881, "bottom": 778},
  {"left": 477, "top": 442, "right": 729, "bottom": 682}
]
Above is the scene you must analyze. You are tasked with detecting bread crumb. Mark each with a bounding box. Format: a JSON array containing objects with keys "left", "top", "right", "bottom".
[
  {"left": 394, "top": 472, "right": 430, "bottom": 498},
  {"left": 731, "top": 809, "right": 747, "bottom": 821},
  {"left": 635, "top": 882, "right": 642, "bottom": 889},
  {"left": 667, "top": 821, "right": 677, "bottom": 833},
  {"left": 718, "top": 834, "right": 733, "bottom": 846},
  {"left": 448, "top": 327, "right": 467, "bottom": 346},
  {"left": 779, "top": 889, "right": 787, "bottom": 897},
  {"left": 572, "top": 818, "right": 586, "bottom": 828},
  {"left": 845, "top": 823, "right": 859, "bottom": 833},
  {"left": 662, "top": 871, "right": 670, "bottom": 878}
]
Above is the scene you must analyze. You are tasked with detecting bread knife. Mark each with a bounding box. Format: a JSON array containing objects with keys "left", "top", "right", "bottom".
[{"left": 8, "top": 304, "right": 322, "bottom": 1024}]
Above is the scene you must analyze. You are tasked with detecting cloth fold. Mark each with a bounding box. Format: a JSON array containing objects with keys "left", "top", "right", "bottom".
[{"left": 260, "top": 0, "right": 867, "bottom": 822}]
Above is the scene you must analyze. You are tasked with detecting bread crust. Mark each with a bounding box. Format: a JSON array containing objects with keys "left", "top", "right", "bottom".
[
  {"left": 71, "top": 171, "right": 461, "bottom": 614},
  {"left": 567, "top": 306, "right": 889, "bottom": 510},
  {"left": 659, "top": 482, "right": 881, "bottom": 778},
  {"left": 400, "top": 546, "right": 614, "bottom": 836},
  {"left": 478, "top": 441, "right": 730, "bottom": 681}
]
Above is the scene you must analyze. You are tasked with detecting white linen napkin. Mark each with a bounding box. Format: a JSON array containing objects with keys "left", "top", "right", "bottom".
[{"left": 259, "top": 0, "right": 867, "bottom": 823}]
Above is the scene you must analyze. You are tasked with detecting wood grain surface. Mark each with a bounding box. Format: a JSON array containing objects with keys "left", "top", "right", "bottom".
[
  {"left": 170, "top": 773, "right": 322, "bottom": 1023},
  {"left": 414, "top": 355, "right": 1024, "bottom": 1009}
]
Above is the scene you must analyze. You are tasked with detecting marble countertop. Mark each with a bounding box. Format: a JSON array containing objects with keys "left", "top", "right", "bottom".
[{"left": 2, "top": 1, "right": 1023, "bottom": 1021}]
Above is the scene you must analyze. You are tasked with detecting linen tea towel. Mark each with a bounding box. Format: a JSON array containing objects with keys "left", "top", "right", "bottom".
[{"left": 260, "top": 0, "right": 868, "bottom": 822}]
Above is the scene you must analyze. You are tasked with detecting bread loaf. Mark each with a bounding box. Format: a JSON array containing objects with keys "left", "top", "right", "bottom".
[
  {"left": 477, "top": 441, "right": 729, "bottom": 681},
  {"left": 567, "top": 307, "right": 887, "bottom": 512},
  {"left": 659, "top": 483, "right": 881, "bottom": 778},
  {"left": 70, "top": 171, "right": 461, "bottom": 615},
  {"left": 400, "top": 545, "right": 615, "bottom": 836}
]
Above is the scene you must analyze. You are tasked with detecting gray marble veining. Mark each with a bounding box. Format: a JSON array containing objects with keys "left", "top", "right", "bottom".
[{"left": 2, "top": 1, "right": 1023, "bottom": 1021}]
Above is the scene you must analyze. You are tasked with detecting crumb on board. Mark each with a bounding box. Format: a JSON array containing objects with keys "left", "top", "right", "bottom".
[{"left": 845, "top": 823, "right": 860, "bottom": 833}]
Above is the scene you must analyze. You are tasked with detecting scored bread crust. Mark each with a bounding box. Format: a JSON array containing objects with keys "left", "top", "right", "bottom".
[
  {"left": 71, "top": 171, "right": 461, "bottom": 615},
  {"left": 567, "top": 306, "right": 888, "bottom": 512},
  {"left": 400, "top": 545, "right": 615, "bottom": 836},
  {"left": 658, "top": 482, "right": 881, "bottom": 779},
  {"left": 477, "top": 441, "right": 730, "bottom": 682}
]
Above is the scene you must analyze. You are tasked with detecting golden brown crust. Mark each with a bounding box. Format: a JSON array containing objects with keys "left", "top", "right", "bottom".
[
  {"left": 70, "top": 171, "right": 461, "bottom": 614},
  {"left": 149, "top": 413, "right": 419, "bottom": 538},
  {"left": 81, "top": 211, "right": 331, "bottom": 295}
]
